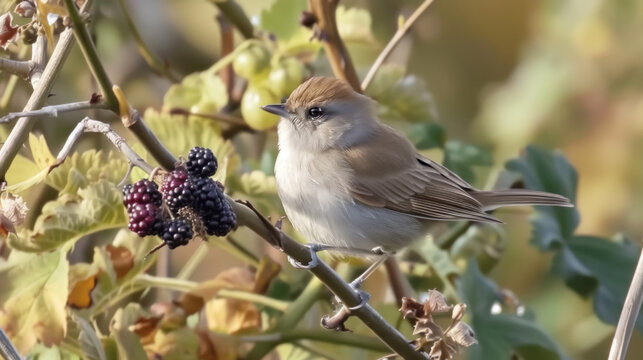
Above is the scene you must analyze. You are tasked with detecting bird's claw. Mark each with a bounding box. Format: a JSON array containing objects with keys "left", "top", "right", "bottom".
[
  {"left": 287, "top": 244, "right": 322, "bottom": 269},
  {"left": 347, "top": 289, "right": 370, "bottom": 311}
]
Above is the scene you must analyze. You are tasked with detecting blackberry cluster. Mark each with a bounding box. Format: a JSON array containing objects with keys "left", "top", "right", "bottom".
[
  {"left": 161, "top": 218, "right": 194, "bottom": 249},
  {"left": 187, "top": 147, "right": 218, "bottom": 179},
  {"left": 122, "top": 146, "right": 236, "bottom": 250},
  {"left": 193, "top": 178, "right": 237, "bottom": 236},
  {"left": 123, "top": 179, "right": 164, "bottom": 237},
  {"left": 161, "top": 169, "right": 194, "bottom": 212}
]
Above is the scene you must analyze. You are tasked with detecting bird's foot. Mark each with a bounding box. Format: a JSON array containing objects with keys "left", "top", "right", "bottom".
[{"left": 287, "top": 243, "right": 325, "bottom": 269}]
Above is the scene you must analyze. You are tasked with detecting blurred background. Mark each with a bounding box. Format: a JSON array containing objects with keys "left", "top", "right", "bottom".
[{"left": 2, "top": 0, "right": 642, "bottom": 358}]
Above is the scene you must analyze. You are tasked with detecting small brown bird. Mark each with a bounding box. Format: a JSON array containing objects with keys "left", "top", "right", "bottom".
[{"left": 263, "top": 77, "right": 571, "bottom": 270}]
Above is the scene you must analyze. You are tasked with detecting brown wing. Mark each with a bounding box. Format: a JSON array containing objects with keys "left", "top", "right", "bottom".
[{"left": 344, "top": 125, "right": 500, "bottom": 223}]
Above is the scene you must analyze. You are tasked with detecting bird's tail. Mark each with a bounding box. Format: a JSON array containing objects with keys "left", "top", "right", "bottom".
[{"left": 472, "top": 189, "right": 573, "bottom": 211}]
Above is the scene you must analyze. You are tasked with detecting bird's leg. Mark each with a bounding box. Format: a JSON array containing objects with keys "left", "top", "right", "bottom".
[{"left": 349, "top": 252, "right": 390, "bottom": 290}]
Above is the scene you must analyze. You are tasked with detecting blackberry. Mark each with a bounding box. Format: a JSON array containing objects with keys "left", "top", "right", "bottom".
[
  {"left": 161, "top": 169, "right": 195, "bottom": 212},
  {"left": 123, "top": 179, "right": 162, "bottom": 210},
  {"left": 192, "top": 178, "right": 236, "bottom": 236},
  {"left": 161, "top": 218, "right": 194, "bottom": 249},
  {"left": 186, "top": 147, "right": 218, "bottom": 178},
  {"left": 128, "top": 203, "right": 163, "bottom": 237}
]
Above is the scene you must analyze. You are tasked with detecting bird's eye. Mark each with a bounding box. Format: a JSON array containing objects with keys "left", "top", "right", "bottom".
[{"left": 307, "top": 107, "right": 323, "bottom": 118}]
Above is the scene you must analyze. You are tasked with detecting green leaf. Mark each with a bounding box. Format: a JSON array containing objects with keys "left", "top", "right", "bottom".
[
  {"left": 260, "top": 0, "right": 307, "bottom": 40},
  {"left": 336, "top": 6, "right": 375, "bottom": 43},
  {"left": 443, "top": 140, "right": 493, "bottom": 183},
  {"left": 459, "top": 260, "right": 564, "bottom": 360},
  {"left": 109, "top": 304, "right": 149, "bottom": 360},
  {"left": 505, "top": 145, "right": 579, "bottom": 250},
  {"left": 568, "top": 236, "right": 643, "bottom": 331},
  {"left": 139, "top": 108, "right": 237, "bottom": 184},
  {"left": 163, "top": 72, "right": 228, "bottom": 115},
  {"left": 0, "top": 249, "right": 69, "bottom": 353},
  {"left": 408, "top": 122, "right": 446, "bottom": 150},
  {"left": 417, "top": 238, "right": 461, "bottom": 298},
  {"left": 238, "top": 170, "right": 277, "bottom": 197},
  {"left": 366, "top": 65, "right": 437, "bottom": 123},
  {"left": 7, "top": 181, "right": 128, "bottom": 252},
  {"left": 47, "top": 150, "right": 129, "bottom": 194},
  {"left": 72, "top": 313, "right": 107, "bottom": 360}
]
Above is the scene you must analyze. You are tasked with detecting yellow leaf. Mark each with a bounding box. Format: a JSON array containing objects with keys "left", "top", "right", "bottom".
[
  {"left": 28, "top": 133, "right": 56, "bottom": 169},
  {"left": 205, "top": 298, "right": 260, "bottom": 334},
  {"left": 0, "top": 249, "right": 68, "bottom": 353}
]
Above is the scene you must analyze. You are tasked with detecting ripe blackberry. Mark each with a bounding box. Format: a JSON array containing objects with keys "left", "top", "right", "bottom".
[
  {"left": 128, "top": 203, "right": 163, "bottom": 237},
  {"left": 123, "top": 179, "right": 162, "bottom": 210},
  {"left": 192, "top": 178, "right": 236, "bottom": 236},
  {"left": 161, "top": 169, "right": 195, "bottom": 212},
  {"left": 186, "top": 147, "right": 218, "bottom": 178},
  {"left": 161, "top": 218, "right": 194, "bottom": 249}
]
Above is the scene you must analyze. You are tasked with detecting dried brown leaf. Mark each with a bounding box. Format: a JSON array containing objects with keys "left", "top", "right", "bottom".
[
  {"left": 105, "top": 245, "right": 134, "bottom": 279},
  {"left": 446, "top": 321, "right": 477, "bottom": 347}
]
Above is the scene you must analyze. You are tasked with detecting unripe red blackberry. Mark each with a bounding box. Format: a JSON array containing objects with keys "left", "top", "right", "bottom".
[
  {"left": 128, "top": 203, "right": 163, "bottom": 237},
  {"left": 161, "top": 169, "right": 195, "bottom": 212},
  {"left": 186, "top": 147, "right": 218, "bottom": 178},
  {"left": 161, "top": 218, "right": 194, "bottom": 249},
  {"left": 192, "top": 178, "right": 236, "bottom": 236},
  {"left": 123, "top": 179, "right": 162, "bottom": 210}
]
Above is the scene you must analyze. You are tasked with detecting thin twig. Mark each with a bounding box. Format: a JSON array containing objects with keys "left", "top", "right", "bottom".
[
  {"left": 0, "top": 327, "right": 21, "bottom": 360},
  {"left": 28, "top": 35, "right": 48, "bottom": 88},
  {"left": 116, "top": 0, "right": 179, "bottom": 82},
  {"left": 0, "top": 57, "right": 31, "bottom": 78},
  {"left": 53, "top": 117, "right": 154, "bottom": 174},
  {"left": 207, "top": 0, "right": 254, "bottom": 39},
  {"left": 608, "top": 245, "right": 643, "bottom": 360},
  {"left": 0, "top": 28, "right": 76, "bottom": 181},
  {"left": 169, "top": 107, "right": 249, "bottom": 127},
  {"left": 0, "top": 100, "right": 108, "bottom": 124},
  {"left": 385, "top": 257, "right": 415, "bottom": 307},
  {"left": 63, "top": 0, "right": 118, "bottom": 110},
  {"left": 361, "top": 0, "right": 435, "bottom": 91},
  {"left": 307, "top": 0, "right": 362, "bottom": 92}
]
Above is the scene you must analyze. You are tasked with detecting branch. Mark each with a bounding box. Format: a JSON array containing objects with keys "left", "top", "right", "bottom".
[
  {"left": 307, "top": 0, "right": 362, "bottom": 92},
  {"left": 0, "top": 57, "right": 30, "bottom": 78},
  {"left": 608, "top": 245, "right": 643, "bottom": 360},
  {"left": 63, "top": 0, "right": 118, "bottom": 111},
  {"left": 54, "top": 117, "right": 154, "bottom": 174},
  {"left": 361, "top": 0, "right": 435, "bottom": 91},
  {"left": 116, "top": 0, "right": 180, "bottom": 82},
  {"left": 0, "top": 327, "right": 21, "bottom": 360},
  {"left": 231, "top": 200, "right": 427, "bottom": 359},
  {"left": 0, "top": 100, "right": 108, "bottom": 124},
  {"left": 207, "top": 0, "right": 254, "bottom": 39},
  {"left": 28, "top": 34, "right": 48, "bottom": 88},
  {"left": 242, "top": 329, "right": 390, "bottom": 353},
  {"left": 0, "top": 28, "right": 76, "bottom": 181}
]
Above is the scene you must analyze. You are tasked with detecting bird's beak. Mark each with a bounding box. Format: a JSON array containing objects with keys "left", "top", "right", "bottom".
[{"left": 262, "top": 104, "right": 290, "bottom": 118}]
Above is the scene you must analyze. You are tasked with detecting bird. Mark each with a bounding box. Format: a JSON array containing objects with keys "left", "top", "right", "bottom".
[{"left": 262, "top": 76, "right": 571, "bottom": 278}]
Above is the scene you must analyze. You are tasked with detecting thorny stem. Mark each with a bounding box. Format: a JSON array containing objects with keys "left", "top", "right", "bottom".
[
  {"left": 63, "top": 0, "right": 118, "bottom": 110},
  {"left": 0, "top": 28, "right": 76, "bottom": 181},
  {"left": 608, "top": 244, "right": 643, "bottom": 360},
  {"left": 241, "top": 329, "right": 390, "bottom": 353},
  {"left": 207, "top": 0, "right": 255, "bottom": 39},
  {"left": 307, "top": 0, "right": 362, "bottom": 93},
  {"left": 361, "top": 0, "right": 436, "bottom": 91},
  {"left": 116, "top": 0, "right": 179, "bottom": 82}
]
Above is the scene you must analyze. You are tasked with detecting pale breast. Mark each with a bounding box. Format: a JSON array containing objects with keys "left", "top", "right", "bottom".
[{"left": 275, "top": 148, "right": 425, "bottom": 253}]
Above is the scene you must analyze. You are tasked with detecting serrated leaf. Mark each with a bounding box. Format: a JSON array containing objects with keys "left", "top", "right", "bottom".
[
  {"left": 140, "top": 108, "right": 237, "bottom": 184},
  {"left": 7, "top": 181, "right": 128, "bottom": 252},
  {"left": 459, "top": 260, "right": 564, "bottom": 360},
  {"left": 336, "top": 6, "right": 375, "bottom": 43},
  {"left": 443, "top": 141, "right": 493, "bottom": 184},
  {"left": 0, "top": 249, "right": 69, "bottom": 353},
  {"left": 260, "top": 0, "right": 306, "bottom": 40},
  {"left": 505, "top": 146, "right": 579, "bottom": 250},
  {"left": 408, "top": 122, "right": 446, "bottom": 150},
  {"left": 366, "top": 65, "right": 437, "bottom": 123},
  {"left": 4, "top": 154, "right": 45, "bottom": 194},
  {"left": 163, "top": 73, "right": 228, "bottom": 115},
  {"left": 47, "top": 150, "right": 128, "bottom": 194},
  {"left": 72, "top": 313, "right": 107, "bottom": 360},
  {"left": 238, "top": 170, "right": 277, "bottom": 196}
]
